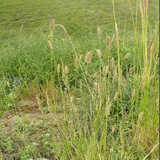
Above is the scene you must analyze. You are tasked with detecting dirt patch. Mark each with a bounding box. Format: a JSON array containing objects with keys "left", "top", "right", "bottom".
[{"left": 0, "top": 101, "right": 65, "bottom": 160}]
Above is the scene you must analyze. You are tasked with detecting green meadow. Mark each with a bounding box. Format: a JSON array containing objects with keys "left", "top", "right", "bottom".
[{"left": 0, "top": 0, "right": 159, "bottom": 159}]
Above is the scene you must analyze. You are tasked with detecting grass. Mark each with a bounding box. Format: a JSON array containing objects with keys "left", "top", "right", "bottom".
[
  {"left": 0, "top": 0, "right": 158, "bottom": 45},
  {"left": 0, "top": 0, "right": 159, "bottom": 159}
]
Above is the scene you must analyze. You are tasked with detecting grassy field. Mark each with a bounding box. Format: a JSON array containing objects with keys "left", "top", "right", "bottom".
[
  {"left": 0, "top": 0, "right": 158, "bottom": 43},
  {"left": 0, "top": 0, "right": 159, "bottom": 160}
]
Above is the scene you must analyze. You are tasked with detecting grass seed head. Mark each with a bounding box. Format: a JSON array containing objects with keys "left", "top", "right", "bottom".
[
  {"left": 103, "top": 65, "right": 109, "bottom": 76},
  {"left": 50, "top": 19, "right": 55, "bottom": 30},
  {"left": 97, "top": 27, "right": 102, "bottom": 36},
  {"left": 132, "top": 89, "right": 135, "bottom": 98},
  {"left": 156, "top": 98, "right": 159, "bottom": 105},
  {"left": 110, "top": 58, "right": 114, "bottom": 68},
  {"left": 106, "top": 36, "right": 110, "bottom": 46},
  {"left": 112, "top": 126, "right": 115, "bottom": 133},
  {"left": 129, "top": 66, "right": 135, "bottom": 73},
  {"left": 105, "top": 102, "right": 112, "bottom": 116},
  {"left": 115, "top": 22, "right": 119, "bottom": 39},
  {"left": 57, "top": 64, "right": 60, "bottom": 73},
  {"left": 48, "top": 40, "right": 52, "bottom": 50},
  {"left": 107, "top": 37, "right": 110, "bottom": 50},
  {"left": 148, "top": 34, "right": 156, "bottom": 54},
  {"left": 138, "top": 112, "right": 143, "bottom": 123},
  {"left": 85, "top": 51, "right": 93, "bottom": 64},
  {"left": 70, "top": 96, "right": 73, "bottom": 103},
  {"left": 64, "top": 66, "right": 69, "bottom": 74},
  {"left": 7, "top": 81, "right": 10, "bottom": 88},
  {"left": 114, "top": 91, "right": 118, "bottom": 101},
  {"left": 96, "top": 49, "right": 102, "bottom": 58},
  {"left": 111, "top": 34, "right": 115, "bottom": 44},
  {"left": 124, "top": 52, "right": 131, "bottom": 60},
  {"left": 75, "top": 57, "right": 78, "bottom": 68}
]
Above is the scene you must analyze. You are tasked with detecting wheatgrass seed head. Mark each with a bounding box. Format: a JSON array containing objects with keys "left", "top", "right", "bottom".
[
  {"left": 132, "top": 89, "right": 135, "bottom": 98},
  {"left": 96, "top": 49, "right": 102, "bottom": 58},
  {"left": 105, "top": 102, "right": 112, "bottom": 116},
  {"left": 103, "top": 67, "right": 106, "bottom": 76},
  {"left": 115, "top": 22, "right": 118, "bottom": 36},
  {"left": 107, "top": 36, "right": 110, "bottom": 50},
  {"left": 103, "top": 65, "right": 109, "bottom": 76},
  {"left": 110, "top": 148, "right": 114, "bottom": 153},
  {"left": 50, "top": 19, "right": 55, "bottom": 30},
  {"left": 124, "top": 52, "right": 131, "bottom": 60},
  {"left": 97, "top": 27, "right": 102, "bottom": 36},
  {"left": 64, "top": 66, "right": 69, "bottom": 74},
  {"left": 111, "top": 34, "right": 115, "bottom": 44},
  {"left": 110, "top": 58, "right": 114, "bottom": 68},
  {"left": 129, "top": 66, "right": 135, "bottom": 73},
  {"left": 138, "top": 112, "right": 143, "bottom": 122},
  {"left": 114, "top": 91, "right": 118, "bottom": 101},
  {"left": 156, "top": 98, "right": 159, "bottom": 105},
  {"left": 70, "top": 97, "right": 73, "bottom": 103},
  {"left": 112, "top": 126, "right": 115, "bottom": 133},
  {"left": 48, "top": 40, "right": 52, "bottom": 50},
  {"left": 85, "top": 51, "right": 93, "bottom": 64},
  {"left": 57, "top": 64, "right": 60, "bottom": 73},
  {"left": 7, "top": 81, "right": 10, "bottom": 88},
  {"left": 148, "top": 35, "right": 155, "bottom": 53},
  {"left": 106, "top": 36, "right": 110, "bottom": 46}
]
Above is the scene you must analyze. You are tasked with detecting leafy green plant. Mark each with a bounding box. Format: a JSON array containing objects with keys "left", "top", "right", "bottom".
[
  {"left": 0, "top": 134, "right": 13, "bottom": 153},
  {"left": 19, "top": 144, "right": 38, "bottom": 160}
]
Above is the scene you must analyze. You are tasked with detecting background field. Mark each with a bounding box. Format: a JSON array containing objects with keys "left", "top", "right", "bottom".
[{"left": 0, "top": 0, "right": 158, "bottom": 44}]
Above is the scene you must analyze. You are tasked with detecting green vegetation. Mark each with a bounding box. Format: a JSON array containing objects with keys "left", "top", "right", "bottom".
[{"left": 0, "top": 0, "right": 159, "bottom": 159}]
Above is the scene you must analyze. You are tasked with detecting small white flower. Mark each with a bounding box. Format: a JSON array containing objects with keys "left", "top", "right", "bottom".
[
  {"left": 32, "top": 142, "right": 39, "bottom": 146},
  {"left": 45, "top": 133, "right": 50, "bottom": 136}
]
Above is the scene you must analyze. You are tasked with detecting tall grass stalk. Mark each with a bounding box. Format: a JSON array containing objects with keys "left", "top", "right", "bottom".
[{"left": 112, "top": 0, "right": 121, "bottom": 127}]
